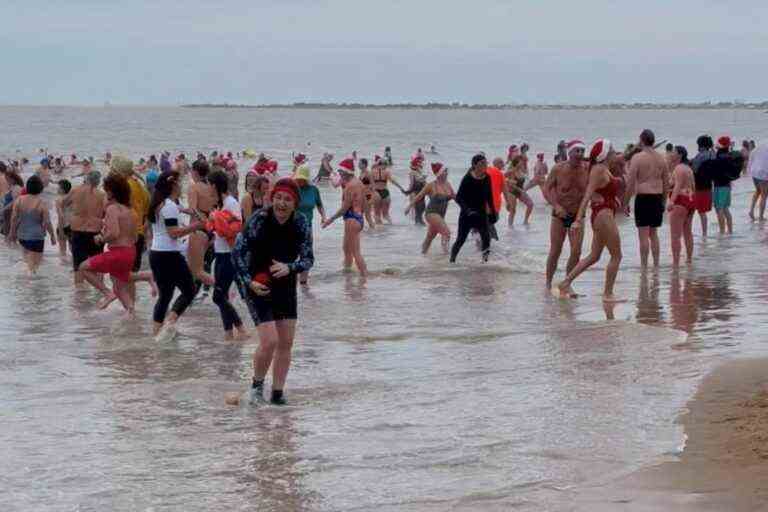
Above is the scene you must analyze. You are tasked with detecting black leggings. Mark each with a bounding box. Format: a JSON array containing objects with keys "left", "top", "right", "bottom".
[
  {"left": 213, "top": 253, "right": 243, "bottom": 331},
  {"left": 414, "top": 198, "right": 426, "bottom": 225},
  {"left": 149, "top": 251, "right": 196, "bottom": 324},
  {"left": 450, "top": 212, "right": 491, "bottom": 262}
]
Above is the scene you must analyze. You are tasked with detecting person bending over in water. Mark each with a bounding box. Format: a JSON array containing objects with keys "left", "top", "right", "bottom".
[
  {"left": 450, "top": 154, "right": 494, "bottom": 263},
  {"left": 78, "top": 173, "right": 137, "bottom": 313},
  {"left": 556, "top": 139, "right": 622, "bottom": 301},
  {"left": 322, "top": 159, "right": 368, "bottom": 276},
  {"left": 667, "top": 146, "right": 695, "bottom": 267},
  {"left": 544, "top": 140, "right": 589, "bottom": 289},
  {"left": 232, "top": 178, "right": 314, "bottom": 406},
  {"left": 9, "top": 175, "right": 56, "bottom": 275},
  {"left": 624, "top": 129, "right": 669, "bottom": 268},
  {"left": 406, "top": 162, "right": 455, "bottom": 254},
  {"left": 147, "top": 171, "right": 205, "bottom": 341},
  {"left": 371, "top": 158, "right": 405, "bottom": 224}
]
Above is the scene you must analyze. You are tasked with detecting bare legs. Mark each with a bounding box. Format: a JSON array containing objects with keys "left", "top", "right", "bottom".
[
  {"left": 557, "top": 212, "right": 622, "bottom": 300},
  {"left": 343, "top": 218, "right": 367, "bottom": 276},
  {"left": 422, "top": 214, "right": 451, "bottom": 254},
  {"left": 637, "top": 227, "right": 660, "bottom": 268},
  {"left": 545, "top": 217, "right": 583, "bottom": 289},
  {"left": 715, "top": 208, "right": 733, "bottom": 234},
  {"left": 697, "top": 211, "right": 708, "bottom": 238},
  {"left": 188, "top": 232, "right": 215, "bottom": 286},
  {"left": 253, "top": 319, "right": 296, "bottom": 392},
  {"left": 670, "top": 206, "right": 695, "bottom": 267},
  {"left": 21, "top": 249, "right": 43, "bottom": 275}
]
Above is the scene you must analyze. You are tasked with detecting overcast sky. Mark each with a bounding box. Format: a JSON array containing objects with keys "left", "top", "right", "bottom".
[{"left": 3, "top": 0, "right": 767, "bottom": 105}]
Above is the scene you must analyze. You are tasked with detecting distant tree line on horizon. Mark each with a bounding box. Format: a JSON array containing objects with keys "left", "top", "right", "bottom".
[{"left": 180, "top": 101, "right": 768, "bottom": 111}]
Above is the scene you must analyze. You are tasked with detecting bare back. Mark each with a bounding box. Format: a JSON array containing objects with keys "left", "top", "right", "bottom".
[
  {"left": 70, "top": 185, "right": 106, "bottom": 232},
  {"left": 104, "top": 203, "right": 137, "bottom": 248},
  {"left": 629, "top": 149, "right": 668, "bottom": 195},
  {"left": 672, "top": 164, "right": 695, "bottom": 198},
  {"left": 345, "top": 178, "right": 365, "bottom": 214},
  {"left": 189, "top": 182, "right": 217, "bottom": 214}
]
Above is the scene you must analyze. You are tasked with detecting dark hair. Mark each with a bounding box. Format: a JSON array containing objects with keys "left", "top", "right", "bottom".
[
  {"left": 696, "top": 135, "right": 713, "bottom": 150},
  {"left": 25, "top": 175, "right": 44, "bottom": 195},
  {"left": 192, "top": 159, "right": 210, "bottom": 180},
  {"left": 208, "top": 170, "right": 229, "bottom": 208},
  {"left": 743, "top": 140, "right": 750, "bottom": 149},
  {"left": 148, "top": 155, "right": 158, "bottom": 165},
  {"left": 665, "top": 143, "right": 673, "bottom": 152},
  {"left": 58, "top": 179, "right": 72, "bottom": 194},
  {"left": 359, "top": 158, "right": 368, "bottom": 168},
  {"left": 471, "top": 153, "right": 487, "bottom": 168},
  {"left": 640, "top": 129, "right": 655, "bottom": 147},
  {"left": 104, "top": 173, "right": 132, "bottom": 206},
  {"left": 148, "top": 171, "right": 180, "bottom": 223},
  {"left": 6, "top": 171, "right": 23, "bottom": 188},
  {"left": 674, "top": 146, "right": 689, "bottom": 165},
  {"left": 0, "top": 161, "right": 6, "bottom": 174}
]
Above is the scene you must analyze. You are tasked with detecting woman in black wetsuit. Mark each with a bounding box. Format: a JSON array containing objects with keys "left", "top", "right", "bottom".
[
  {"left": 449, "top": 154, "right": 494, "bottom": 263},
  {"left": 232, "top": 178, "right": 314, "bottom": 406}
]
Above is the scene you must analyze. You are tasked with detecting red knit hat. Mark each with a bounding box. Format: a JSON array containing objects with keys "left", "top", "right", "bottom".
[
  {"left": 293, "top": 153, "right": 307, "bottom": 165},
  {"left": 717, "top": 136, "right": 732, "bottom": 149},
  {"left": 271, "top": 177, "right": 300, "bottom": 204},
  {"left": 338, "top": 158, "right": 355, "bottom": 174}
]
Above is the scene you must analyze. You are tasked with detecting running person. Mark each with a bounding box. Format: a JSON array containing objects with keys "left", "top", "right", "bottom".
[
  {"left": 322, "top": 159, "right": 368, "bottom": 276},
  {"left": 406, "top": 162, "right": 455, "bottom": 254},
  {"left": 506, "top": 155, "right": 534, "bottom": 225},
  {"left": 667, "top": 146, "right": 695, "bottom": 267},
  {"left": 78, "top": 173, "right": 137, "bottom": 313},
  {"left": 147, "top": 171, "right": 204, "bottom": 340},
  {"left": 9, "top": 175, "right": 56, "bottom": 275},
  {"left": 450, "top": 154, "right": 494, "bottom": 263},
  {"left": 544, "top": 140, "right": 589, "bottom": 289},
  {"left": 556, "top": 139, "right": 622, "bottom": 301},
  {"left": 232, "top": 178, "right": 314, "bottom": 406},
  {"left": 208, "top": 170, "right": 247, "bottom": 340},
  {"left": 66, "top": 171, "right": 105, "bottom": 284},
  {"left": 624, "top": 129, "right": 669, "bottom": 268},
  {"left": 524, "top": 153, "right": 549, "bottom": 193}
]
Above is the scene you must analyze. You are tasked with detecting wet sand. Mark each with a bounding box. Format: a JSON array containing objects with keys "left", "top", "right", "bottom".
[{"left": 575, "top": 358, "right": 768, "bottom": 511}]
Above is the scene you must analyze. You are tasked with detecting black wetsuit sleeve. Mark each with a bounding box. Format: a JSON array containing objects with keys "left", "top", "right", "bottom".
[
  {"left": 455, "top": 173, "right": 470, "bottom": 211},
  {"left": 484, "top": 177, "right": 494, "bottom": 213},
  {"left": 232, "top": 212, "right": 265, "bottom": 298},
  {"left": 288, "top": 215, "right": 314, "bottom": 275}
]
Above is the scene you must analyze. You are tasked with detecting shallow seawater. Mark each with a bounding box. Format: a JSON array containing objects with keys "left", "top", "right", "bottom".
[{"left": 1, "top": 107, "right": 766, "bottom": 511}]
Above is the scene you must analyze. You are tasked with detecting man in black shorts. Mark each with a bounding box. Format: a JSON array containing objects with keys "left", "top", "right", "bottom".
[{"left": 65, "top": 171, "right": 105, "bottom": 283}]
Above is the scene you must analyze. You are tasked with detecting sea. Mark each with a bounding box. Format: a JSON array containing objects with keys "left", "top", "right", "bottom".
[{"left": 0, "top": 106, "right": 766, "bottom": 511}]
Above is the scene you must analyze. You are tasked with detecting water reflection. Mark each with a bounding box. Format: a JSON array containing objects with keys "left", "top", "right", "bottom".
[{"left": 636, "top": 271, "right": 664, "bottom": 326}]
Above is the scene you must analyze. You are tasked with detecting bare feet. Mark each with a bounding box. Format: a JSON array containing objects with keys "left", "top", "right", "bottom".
[{"left": 98, "top": 293, "right": 117, "bottom": 310}]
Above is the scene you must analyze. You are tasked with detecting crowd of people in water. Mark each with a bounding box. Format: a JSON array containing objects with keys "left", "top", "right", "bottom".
[{"left": 0, "top": 129, "right": 764, "bottom": 405}]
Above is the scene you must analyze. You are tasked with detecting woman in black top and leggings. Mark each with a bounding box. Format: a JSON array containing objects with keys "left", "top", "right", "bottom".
[{"left": 450, "top": 154, "right": 495, "bottom": 263}]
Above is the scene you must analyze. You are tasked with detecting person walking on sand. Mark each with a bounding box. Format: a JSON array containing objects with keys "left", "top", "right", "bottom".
[
  {"left": 322, "top": 159, "right": 368, "bottom": 276},
  {"left": 544, "top": 140, "right": 589, "bottom": 290},
  {"left": 624, "top": 129, "right": 669, "bottom": 269},
  {"left": 556, "top": 139, "right": 623, "bottom": 301}
]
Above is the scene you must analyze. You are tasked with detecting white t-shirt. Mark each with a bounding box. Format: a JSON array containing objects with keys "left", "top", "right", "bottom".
[
  {"left": 214, "top": 195, "right": 241, "bottom": 254},
  {"left": 151, "top": 199, "right": 181, "bottom": 252}
]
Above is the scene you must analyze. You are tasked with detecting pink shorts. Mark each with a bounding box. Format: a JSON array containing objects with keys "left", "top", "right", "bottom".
[{"left": 86, "top": 246, "right": 136, "bottom": 283}]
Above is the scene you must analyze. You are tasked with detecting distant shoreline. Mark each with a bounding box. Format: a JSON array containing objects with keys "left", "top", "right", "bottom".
[{"left": 180, "top": 102, "right": 768, "bottom": 111}]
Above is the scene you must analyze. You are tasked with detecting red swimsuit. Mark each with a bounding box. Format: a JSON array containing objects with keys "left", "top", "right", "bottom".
[
  {"left": 672, "top": 192, "right": 695, "bottom": 212},
  {"left": 590, "top": 176, "right": 622, "bottom": 225}
]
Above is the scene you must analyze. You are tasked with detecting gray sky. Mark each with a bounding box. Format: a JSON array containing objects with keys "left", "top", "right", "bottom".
[{"left": 3, "top": 0, "right": 767, "bottom": 105}]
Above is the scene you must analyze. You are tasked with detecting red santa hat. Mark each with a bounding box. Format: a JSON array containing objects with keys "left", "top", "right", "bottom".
[
  {"left": 410, "top": 155, "right": 424, "bottom": 169},
  {"left": 431, "top": 162, "right": 446, "bottom": 175},
  {"left": 566, "top": 140, "right": 587, "bottom": 154},
  {"left": 589, "top": 139, "right": 613, "bottom": 163},
  {"left": 338, "top": 158, "right": 355, "bottom": 174},
  {"left": 293, "top": 153, "right": 307, "bottom": 165},
  {"left": 717, "top": 135, "right": 732, "bottom": 149}
]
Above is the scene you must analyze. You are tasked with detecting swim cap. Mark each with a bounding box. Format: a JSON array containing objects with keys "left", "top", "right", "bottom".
[
  {"left": 271, "top": 177, "right": 300, "bottom": 204},
  {"left": 588, "top": 139, "right": 612, "bottom": 163},
  {"left": 338, "top": 158, "right": 355, "bottom": 175},
  {"left": 294, "top": 164, "right": 311, "bottom": 182}
]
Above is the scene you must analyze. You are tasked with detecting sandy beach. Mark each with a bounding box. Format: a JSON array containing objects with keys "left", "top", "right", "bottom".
[{"left": 575, "top": 358, "right": 768, "bottom": 511}]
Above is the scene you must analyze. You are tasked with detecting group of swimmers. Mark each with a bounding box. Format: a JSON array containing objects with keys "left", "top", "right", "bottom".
[{"left": 0, "top": 129, "right": 759, "bottom": 405}]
